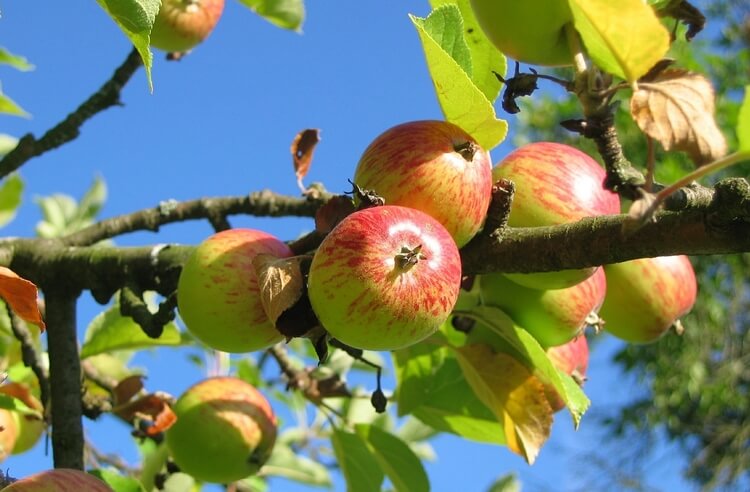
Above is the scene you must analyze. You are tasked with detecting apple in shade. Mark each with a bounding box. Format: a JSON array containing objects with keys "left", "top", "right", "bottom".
[
  {"left": 0, "top": 382, "right": 45, "bottom": 456},
  {"left": 150, "top": 0, "right": 225, "bottom": 53},
  {"left": 165, "top": 377, "right": 277, "bottom": 483},
  {"left": 353, "top": 120, "right": 493, "bottom": 247},
  {"left": 544, "top": 335, "right": 589, "bottom": 412},
  {"left": 600, "top": 255, "right": 698, "bottom": 344},
  {"left": 177, "top": 228, "right": 291, "bottom": 353},
  {"left": 492, "top": 142, "right": 620, "bottom": 289},
  {"left": 307, "top": 205, "right": 462, "bottom": 351},
  {"left": 0, "top": 408, "right": 18, "bottom": 462},
  {"left": 480, "top": 267, "right": 606, "bottom": 348},
  {"left": 469, "top": 0, "right": 574, "bottom": 67},
  {"left": 2, "top": 469, "right": 114, "bottom": 491}
]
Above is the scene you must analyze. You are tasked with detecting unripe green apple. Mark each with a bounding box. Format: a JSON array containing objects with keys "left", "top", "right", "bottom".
[
  {"left": 2, "top": 469, "right": 114, "bottom": 491},
  {"left": 469, "top": 0, "right": 574, "bottom": 66},
  {"left": 177, "top": 228, "right": 291, "bottom": 353},
  {"left": 600, "top": 255, "right": 697, "bottom": 343},
  {"left": 151, "top": 0, "right": 225, "bottom": 53},
  {"left": 544, "top": 335, "right": 588, "bottom": 412},
  {"left": 308, "top": 205, "right": 462, "bottom": 351},
  {"left": 165, "top": 376, "right": 277, "bottom": 483},
  {"left": 492, "top": 142, "right": 620, "bottom": 289},
  {"left": 480, "top": 267, "right": 606, "bottom": 348},
  {"left": 353, "top": 120, "right": 493, "bottom": 247}
]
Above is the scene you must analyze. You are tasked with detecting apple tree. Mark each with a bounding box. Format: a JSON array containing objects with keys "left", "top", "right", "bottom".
[{"left": 0, "top": 0, "right": 748, "bottom": 491}]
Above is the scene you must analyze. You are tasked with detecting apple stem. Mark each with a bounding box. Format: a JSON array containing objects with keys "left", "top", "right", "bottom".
[
  {"left": 395, "top": 245, "right": 425, "bottom": 271},
  {"left": 454, "top": 141, "right": 478, "bottom": 162}
]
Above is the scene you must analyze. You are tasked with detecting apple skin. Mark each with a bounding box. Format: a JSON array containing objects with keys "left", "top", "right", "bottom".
[
  {"left": 3, "top": 469, "right": 114, "bottom": 491},
  {"left": 0, "top": 382, "right": 46, "bottom": 455},
  {"left": 177, "top": 228, "right": 291, "bottom": 353},
  {"left": 469, "top": 0, "right": 573, "bottom": 67},
  {"left": 479, "top": 267, "right": 606, "bottom": 348},
  {"left": 0, "top": 408, "right": 18, "bottom": 462},
  {"left": 150, "top": 0, "right": 225, "bottom": 53},
  {"left": 308, "top": 205, "right": 462, "bottom": 351},
  {"left": 600, "top": 255, "right": 697, "bottom": 343},
  {"left": 492, "top": 142, "right": 620, "bottom": 289},
  {"left": 544, "top": 335, "right": 589, "bottom": 412},
  {"left": 165, "top": 376, "right": 277, "bottom": 483},
  {"left": 353, "top": 120, "right": 493, "bottom": 247}
]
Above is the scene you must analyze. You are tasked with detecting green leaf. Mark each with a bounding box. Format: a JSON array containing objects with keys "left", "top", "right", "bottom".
[
  {"left": 487, "top": 472, "right": 522, "bottom": 492},
  {"left": 355, "top": 424, "right": 430, "bottom": 492},
  {"left": 0, "top": 135, "right": 18, "bottom": 157},
  {"left": 0, "top": 47, "right": 34, "bottom": 71},
  {"left": 428, "top": 0, "right": 506, "bottom": 102},
  {"left": 81, "top": 296, "right": 183, "bottom": 359},
  {"left": 161, "top": 472, "right": 196, "bottom": 492},
  {"left": 75, "top": 176, "right": 108, "bottom": 226},
  {"left": 418, "top": 4, "right": 472, "bottom": 76},
  {"left": 411, "top": 10, "right": 507, "bottom": 150},
  {"left": 0, "top": 91, "right": 30, "bottom": 118},
  {"left": 238, "top": 0, "right": 305, "bottom": 31},
  {"left": 462, "top": 306, "right": 590, "bottom": 426},
  {"left": 0, "top": 174, "right": 23, "bottom": 228},
  {"left": 34, "top": 177, "right": 108, "bottom": 237},
  {"left": 569, "top": 0, "right": 670, "bottom": 83},
  {"left": 737, "top": 85, "right": 750, "bottom": 152},
  {"left": 88, "top": 469, "right": 146, "bottom": 492},
  {"left": 260, "top": 444, "right": 332, "bottom": 487},
  {"left": 331, "top": 427, "right": 384, "bottom": 492},
  {"left": 0, "top": 393, "right": 39, "bottom": 416},
  {"left": 96, "top": 0, "right": 157, "bottom": 91}
]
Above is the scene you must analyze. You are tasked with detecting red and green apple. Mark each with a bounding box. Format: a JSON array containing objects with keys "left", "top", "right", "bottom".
[
  {"left": 3, "top": 469, "right": 114, "bottom": 491},
  {"left": 150, "top": 0, "right": 225, "bottom": 53}
]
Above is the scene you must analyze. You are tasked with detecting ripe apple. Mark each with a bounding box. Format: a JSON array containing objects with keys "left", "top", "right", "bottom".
[
  {"left": 165, "top": 376, "right": 277, "bottom": 483},
  {"left": 480, "top": 267, "right": 606, "bottom": 348},
  {"left": 307, "top": 205, "right": 462, "bottom": 351},
  {"left": 492, "top": 142, "right": 620, "bottom": 289},
  {"left": 469, "top": 0, "right": 574, "bottom": 66},
  {"left": 3, "top": 469, "right": 114, "bottom": 491},
  {"left": 544, "top": 335, "right": 589, "bottom": 412},
  {"left": 0, "top": 408, "right": 18, "bottom": 462},
  {"left": 353, "top": 120, "right": 493, "bottom": 247},
  {"left": 177, "top": 228, "right": 291, "bottom": 353},
  {"left": 150, "top": 0, "right": 225, "bottom": 53},
  {"left": 599, "top": 255, "right": 697, "bottom": 343}
]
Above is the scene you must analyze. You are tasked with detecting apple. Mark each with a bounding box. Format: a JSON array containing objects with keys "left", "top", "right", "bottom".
[
  {"left": 0, "top": 408, "right": 18, "bottom": 462},
  {"left": 544, "top": 335, "right": 589, "bottom": 412},
  {"left": 150, "top": 0, "right": 225, "bottom": 53},
  {"left": 480, "top": 267, "right": 606, "bottom": 348},
  {"left": 492, "top": 142, "right": 620, "bottom": 289},
  {"left": 307, "top": 205, "right": 462, "bottom": 351},
  {"left": 177, "top": 228, "right": 291, "bottom": 353},
  {"left": 469, "top": 0, "right": 574, "bottom": 66},
  {"left": 3, "top": 469, "right": 114, "bottom": 491},
  {"left": 599, "top": 255, "right": 697, "bottom": 343},
  {"left": 352, "top": 120, "right": 493, "bottom": 247},
  {"left": 0, "top": 382, "right": 45, "bottom": 455},
  {"left": 165, "top": 376, "right": 277, "bottom": 483}
]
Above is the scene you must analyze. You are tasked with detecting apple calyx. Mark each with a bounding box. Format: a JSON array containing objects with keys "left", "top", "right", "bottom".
[
  {"left": 453, "top": 140, "right": 479, "bottom": 161},
  {"left": 394, "top": 244, "right": 425, "bottom": 271}
]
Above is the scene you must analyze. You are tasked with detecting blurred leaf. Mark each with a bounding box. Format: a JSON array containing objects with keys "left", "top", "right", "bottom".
[
  {"left": 411, "top": 9, "right": 507, "bottom": 150},
  {"left": 396, "top": 416, "right": 439, "bottom": 443},
  {"left": 455, "top": 344, "right": 552, "bottom": 464},
  {"left": 355, "top": 424, "right": 430, "bottom": 492},
  {"left": 161, "top": 472, "right": 196, "bottom": 492},
  {"left": 428, "top": 0, "right": 506, "bottom": 102},
  {"left": 89, "top": 469, "right": 145, "bottom": 492},
  {"left": 0, "top": 47, "right": 34, "bottom": 71},
  {"left": 238, "top": 0, "right": 305, "bottom": 31},
  {"left": 569, "top": 0, "right": 670, "bottom": 82},
  {"left": 0, "top": 91, "right": 30, "bottom": 118},
  {"left": 464, "top": 306, "right": 590, "bottom": 425},
  {"left": 81, "top": 298, "right": 182, "bottom": 359},
  {"left": 236, "top": 357, "right": 263, "bottom": 387},
  {"left": 235, "top": 475, "right": 268, "bottom": 492},
  {"left": 0, "top": 267, "right": 45, "bottom": 332},
  {"left": 0, "top": 174, "right": 23, "bottom": 228},
  {"left": 260, "top": 444, "right": 332, "bottom": 486},
  {"left": 78, "top": 175, "right": 108, "bottom": 223},
  {"left": 331, "top": 427, "right": 384, "bottom": 492},
  {"left": 0, "top": 393, "right": 39, "bottom": 417},
  {"left": 487, "top": 472, "right": 522, "bottom": 492},
  {"left": 96, "top": 0, "right": 156, "bottom": 91},
  {"left": 631, "top": 69, "right": 727, "bottom": 165},
  {"left": 738, "top": 85, "right": 750, "bottom": 152},
  {"left": 0, "top": 135, "right": 18, "bottom": 157}
]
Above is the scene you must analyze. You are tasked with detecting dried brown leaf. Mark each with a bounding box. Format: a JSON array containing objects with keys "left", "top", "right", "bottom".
[
  {"left": 315, "top": 195, "right": 355, "bottom": 234},
  {"left": 0, "top": 266, "right": 45, "bottom": 332},
  {"left": 253, "top": 254, "right": 305, "bottom": 325},
  {"left": 113, "top": 392, "right": 176, "bottom": 436},
  {"left": 630, "top": 68, "right": 727, "bottom": 166},
  {"left": 113, "top": 375, "right": 145, "bottom": 406},
  {"left": 291, "top": 129, "right": 321, "bottom": 190},
  {"left": 622, "top": 190, "right": 660, "bottom": 235}
]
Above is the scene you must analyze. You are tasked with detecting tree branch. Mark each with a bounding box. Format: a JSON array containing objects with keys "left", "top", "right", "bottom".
[
  {"left": 0, "top": 48, "right": 143, "bottom": 178},
  {"left": 7, "top": 308, "right": 50, "bottom": 418}
]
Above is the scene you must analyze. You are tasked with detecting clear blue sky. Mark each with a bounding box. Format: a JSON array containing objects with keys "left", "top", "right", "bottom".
[{"left": 1, "top": 2, "right": 698, "bottom": 491}]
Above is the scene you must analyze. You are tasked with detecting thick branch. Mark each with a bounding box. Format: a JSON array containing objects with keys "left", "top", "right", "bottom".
[
  {"left": 62, "top": 190, "right": 329, "bottom": 247},
  {"left": 45, "top": 290, "right": 84, "bottom": 470},
  {"left": 0, "top": 48, "right": 142, "bottom": 178}
]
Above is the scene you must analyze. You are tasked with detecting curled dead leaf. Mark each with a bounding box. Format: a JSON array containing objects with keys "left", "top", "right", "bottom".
[
  {"left": 291, "top": 129, "right": 321, "bottom": 192},
  {"left": 0, "top": 266, "right": 45, "bottom": 332},
  {"left": 113, "top": 375, "right": 145, "bottom": 407},
  {"left": 253, "top": 254, "right": 306, "bottom": 325},
  {"left": 622, "top": 190, "right": 660, "bottom": 235},
  {"left": 114, "top": 392, "right": 176, "bottom": 436},
  {"left": 630, "top": 68, "right": 727, "bottom": 166}
]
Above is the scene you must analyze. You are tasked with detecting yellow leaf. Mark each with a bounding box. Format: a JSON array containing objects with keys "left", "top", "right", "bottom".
[
  {"left": 631, "top": 69, "right": 727, "bottom": 165},
  {"left": 455, "top": 343, "right": 552, "bottom": 464}
]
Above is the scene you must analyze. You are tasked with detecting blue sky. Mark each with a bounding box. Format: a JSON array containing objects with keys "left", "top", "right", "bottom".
[{"left": 0, "top": 2, "right": 698, "bottom": 491}]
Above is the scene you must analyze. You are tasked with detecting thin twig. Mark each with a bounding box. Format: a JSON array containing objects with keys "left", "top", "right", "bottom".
[{"left": 7, "top": 307, "right": 50, "bottom": 416}]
